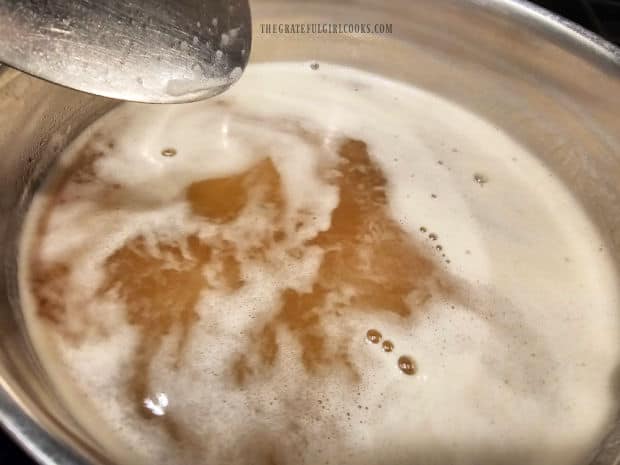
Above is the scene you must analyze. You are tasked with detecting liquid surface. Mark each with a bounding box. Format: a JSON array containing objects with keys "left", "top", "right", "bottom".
[{"left": 20, "top": 62, "right": 620, "bottom": 465}]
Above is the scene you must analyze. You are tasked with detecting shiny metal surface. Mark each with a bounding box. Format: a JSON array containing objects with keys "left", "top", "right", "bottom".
[
  {"left": 0, "top": 0, "right": 619, "bottom": 464},
  {"left": 0, "top": 0, "right": 251, "bottom": 103}
]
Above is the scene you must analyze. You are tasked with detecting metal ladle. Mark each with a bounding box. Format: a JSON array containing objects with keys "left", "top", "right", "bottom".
[{"left": 0, "top": 0, "right": 251, "bottom": 103}]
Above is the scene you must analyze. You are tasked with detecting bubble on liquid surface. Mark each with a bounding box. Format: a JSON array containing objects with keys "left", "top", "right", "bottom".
[
  {"left": 473, "top": 173, "right": 488, "bottom": 186},
  {"left": 382, "top": 340, "right": 394, "bottom": 352},
  {"left": 161, "top": 148, "right": 177, "bottom": 157},
  {"left": 366, "top": 329, "right": 382, "bottom": 344},
  {"left": 398, "top": 356, "right": 416, "bottom": 375},
  {"left": 310, "top": 62, "right": 320, "bottom": 71}
]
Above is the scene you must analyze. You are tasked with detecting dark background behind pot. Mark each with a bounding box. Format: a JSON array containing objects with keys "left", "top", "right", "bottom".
[
  {"left": 535, "top": 0, "right": 620, "bottom": 44},
  {"left": 1, "top": 0, "right": 619, "bottom": 463}
]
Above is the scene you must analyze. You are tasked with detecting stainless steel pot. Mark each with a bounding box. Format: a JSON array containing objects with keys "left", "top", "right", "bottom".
[{"left": 0, "top": 0, "right": 619, "bottom": 464}]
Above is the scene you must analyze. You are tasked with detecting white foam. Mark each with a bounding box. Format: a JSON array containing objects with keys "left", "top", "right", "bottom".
[{"left": 20, "top": 62, "right": 620, "bottom": 465}]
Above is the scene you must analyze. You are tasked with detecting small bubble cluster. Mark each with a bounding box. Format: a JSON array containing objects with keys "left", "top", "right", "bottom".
[
  {"left": 419, "top": 228, "right": 451, "bottom": 265},
  {"left": 310, "top": 62, "right": 320, "bottom": 71},
  {"left": 365, "top": 330, "right": 416, "bottom": 376}
]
